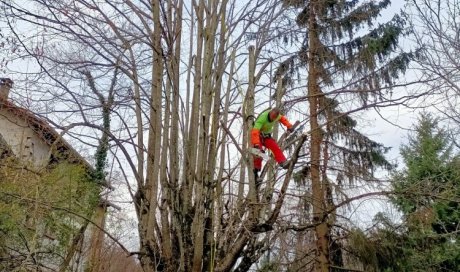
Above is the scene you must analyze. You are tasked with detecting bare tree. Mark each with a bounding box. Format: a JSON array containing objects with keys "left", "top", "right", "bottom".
[
  {"left": 407, "top": 0, "right": 460, "bottom": 140},
  {"left": 0, "top": 0, "right": 312, "bottom": 271}
]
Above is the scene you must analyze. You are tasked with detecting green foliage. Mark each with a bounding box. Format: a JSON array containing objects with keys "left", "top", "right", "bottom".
[
  {"left": 281, "top": 0, "right": 411, "bottom": 94},
  {"left": 321, "top": 95, "right": 395, "bottom": 183},
  {"left": 348, "top": 215, "right": 413, "bottom": 272},
  {"left": 349, "top": 114, "right": 460, "bottom": 271},
  {"left": 392, "top": 114, "right": 459, "bottom": 216},
  {"left": 391, "top": 114, "right": 460, "bottom": 271},
  {"left": 279, "top": 0, "right": 402, "bottom": 182},
  {"left": 0, "top": 160, "right": 100, "bottom": 271}
]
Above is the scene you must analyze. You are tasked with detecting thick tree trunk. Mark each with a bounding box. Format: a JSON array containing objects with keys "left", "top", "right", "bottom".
[
  {"left": 168, "top": 0, "right": 183, "bottom": 270},
  {"left": 245, "top": 45, "right": 258, "bottom": 220},
  {"left": 191, "top": 0, "right": 220, "bottom": 269},
  {"left": 215, "top": 48, "right": 236, "bottom": 265},
  {"left": 203, "top": 2, "right": 229, "bottom": 269},
  {"left": 138, "top": 0, "right": 164, "bottom": 270},
  {"left": 308, "top": 1, "right": 329, "bottom": 271},
  {"left": 86, "top": 204, "right": 106, "bottom": 272},
  {"left": 184, "top": 0, "right": 205, "bottom": 269}
]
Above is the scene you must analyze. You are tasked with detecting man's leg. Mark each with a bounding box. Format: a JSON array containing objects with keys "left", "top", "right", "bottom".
[
  {"left": 253, "top": 152, "right": 263, "bottom": 184},
  {"left": 263, "top": 137, "right": 287, "bottom": 164},
  {"left": 254, "top": 152, "right": 263, "bottom": 171}
]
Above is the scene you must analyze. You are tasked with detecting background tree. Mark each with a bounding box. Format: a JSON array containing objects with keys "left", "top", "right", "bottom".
[
  {"left": 392, "top": 114, "right": 460, "bottom": 270},
  {"left": 348, "top": 114, "right": 460, "bottom": 271},
  {"left": 406, "top": 0, "right": 460, "bottom": 147},
  {"left": 276, "top": 0, "right": 413, "bottom": 270}
]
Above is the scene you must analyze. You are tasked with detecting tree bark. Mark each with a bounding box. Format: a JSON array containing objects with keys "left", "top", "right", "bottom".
[
  {"left": 308, "top": 1, "right": 329, "bottom": 271},
  {"left": 139, "top": 0, "right": 164, "bottom": 270}
]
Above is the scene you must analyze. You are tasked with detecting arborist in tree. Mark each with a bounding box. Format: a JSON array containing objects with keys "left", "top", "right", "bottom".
[{"left": 251, "top": 107, "right": 294, "bottom": 181}]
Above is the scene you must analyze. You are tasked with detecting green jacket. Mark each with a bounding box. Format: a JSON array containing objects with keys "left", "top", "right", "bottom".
[{"left": 251, "top": 109, "right": 292, "bottom": 146}]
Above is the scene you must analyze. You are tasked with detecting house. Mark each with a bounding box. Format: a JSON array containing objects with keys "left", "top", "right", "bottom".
[
  {"left": 0, "top": 78, "right": 95, "bottom": 169},
  {"left": 0, "top": 78, "right": 113, "bottom": 271}
]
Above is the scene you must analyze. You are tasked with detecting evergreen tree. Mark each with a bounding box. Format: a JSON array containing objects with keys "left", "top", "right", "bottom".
[
  {"left": 277, "top": 1, "right": 412, "bottom": 270},
  {"left": 349, "top": 114, "right": 460, "bottom": 271},
  {"left": 391, "top": 114, "right": 460, "bottom": 271}
]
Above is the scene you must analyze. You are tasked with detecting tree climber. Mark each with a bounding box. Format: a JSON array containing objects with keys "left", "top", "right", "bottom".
[{"left": 251, "top": 107, "right": 294, "bottom": 182}]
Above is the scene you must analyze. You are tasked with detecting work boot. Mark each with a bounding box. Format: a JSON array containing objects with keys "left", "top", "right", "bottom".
[{"left": 279, "top": 160, "right": 290, "bottom": 170}]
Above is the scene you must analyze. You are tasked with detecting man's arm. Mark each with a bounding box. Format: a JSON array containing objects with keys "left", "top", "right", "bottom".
[
  {"left": 251, "top": 113, "right": 266, "bottom": 147},
  {"left": 279, "top": 115, "right": 293, "bottom": 131},
  {"left": 251, "top": 128, "right": 261, "bottom": 146}
]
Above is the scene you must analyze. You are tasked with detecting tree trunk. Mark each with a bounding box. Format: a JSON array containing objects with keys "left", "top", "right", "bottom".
[
  {"left": 204, "top": 2, "right": 229, "bottom": 269},
  {"left": 244, "top": 45, "right": 258, "bottom": 220},
  {"left": 168, "top": 0, "right": 183, "bottom": 270},
  {"left": 139, "top": 0, "right": 164, "bottom": 270},
  {"left": 308, "top": 1, "right": 329, "bottom": 271},
  {"left": 86, "top": 203, "right": 106, "bottom": 272}
]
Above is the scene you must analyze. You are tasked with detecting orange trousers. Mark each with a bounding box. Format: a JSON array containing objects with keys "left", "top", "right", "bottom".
[{"left": 254, "top": 136, "right": 286, "bottom": 170}]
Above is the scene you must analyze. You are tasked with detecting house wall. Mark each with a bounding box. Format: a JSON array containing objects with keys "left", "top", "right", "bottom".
[
  {"left": 0, "top": 99, "right": 107, "bottom": 271},
  {"left": 0, "top": 109, "right": 51, "bottom": 167}
]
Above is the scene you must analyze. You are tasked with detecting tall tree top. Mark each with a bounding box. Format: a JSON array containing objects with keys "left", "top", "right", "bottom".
[{"left": 279, "top": 0, "right": 411, "bottom": 96}]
